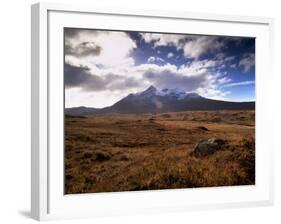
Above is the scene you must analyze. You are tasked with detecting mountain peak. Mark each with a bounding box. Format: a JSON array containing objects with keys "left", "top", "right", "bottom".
[
  {"left": 146, "top": 85, "right": 157, "bottom": 92},
  {"left": 138, "top": 85, "right": 158, "bottom": 97},
  {"left": 138, "top": 86, "right": 202, "bottom": 100}
]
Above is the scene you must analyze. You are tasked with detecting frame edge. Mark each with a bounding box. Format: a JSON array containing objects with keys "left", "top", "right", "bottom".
[
  {"left": 31, "top": 2, "right": 49, "bottom": 221},
  {"left": 31, "top": 3, "right": 40, "bottom": 221}
]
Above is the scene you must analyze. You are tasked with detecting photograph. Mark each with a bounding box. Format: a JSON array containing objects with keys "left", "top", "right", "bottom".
[{"left": 64, "top": 28, "right": 255, "bottom": 194}]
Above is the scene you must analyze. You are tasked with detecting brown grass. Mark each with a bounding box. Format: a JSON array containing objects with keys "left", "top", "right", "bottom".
[{"left": 65, "top": 110, "right": 255, "bottom": 194}]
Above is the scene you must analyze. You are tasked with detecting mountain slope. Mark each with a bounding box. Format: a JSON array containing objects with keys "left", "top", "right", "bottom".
[
  {"left": 65, "top": 86, "right": 255, "bottom": 116},
  {"left": 65, "top": 106, "right": 99, "bottom": 116}
]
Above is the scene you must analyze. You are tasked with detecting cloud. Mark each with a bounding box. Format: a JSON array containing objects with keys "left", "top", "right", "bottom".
[
  {"left": 65, "top": 63, "right": 107, "bottom": 90},
  {"left": 65, "top": 56, "right": 230, "bottom": 101},
  {"left": 142, "top": 68, "right": 210, "bottom": 91},
  {"left": 147, "top": 56, "right": 165, "bottom": 63},
  {"left": 167, "top": 52, "right": 174, "bottom": 58},
  {"left": 218, "top": 77, "right": 232, "bottom": 84},
  {"left": 239, "top": 53, "right": 255, "bottom": 72},
  {"left": 64, "top": 63, "right": 91, "bottom": 88},
  {"left": 135, "top": 61, "right": 225, "bottom": 95},
  {"left": 197, "top": 87, "right": 231, "bottom": 100},
  {"left": 183, "top": 36, "right": 225, "bottom": 59},
  {"left": 225, "top": 56, "right": 235, "bottom": 62},
  {"left": 65, "top": 41, "right": 102, "bottom": 58},
  {"left": 147, "top": 56, "right": 156, "bottom": 63},
  {"left": 65, "top": 29, "right": 136, "bottom": 68},
  {"left": 140, "top": 33, "right": 186, "bottom": 48},
  {"left": 223, "top": 80, "right": 255, "bottom": 88},
  {"left": 141, "top": 33, "right": 237, "bottom": 61},
  {"left": 65, "top": 63, "right": 142, "bottom": 92}
]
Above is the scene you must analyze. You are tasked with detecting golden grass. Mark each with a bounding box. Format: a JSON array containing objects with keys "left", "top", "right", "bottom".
[{"left": 65, "top": 110, "right": 255, "bottom": 194}]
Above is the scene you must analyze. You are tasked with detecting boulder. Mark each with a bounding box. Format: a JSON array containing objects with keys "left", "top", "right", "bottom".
[
  {"left": 194, "top": 138, "right": 227, "bottom": 157},
  {"left": 94, "top": 151, "right": 111, "bottom": 161}
]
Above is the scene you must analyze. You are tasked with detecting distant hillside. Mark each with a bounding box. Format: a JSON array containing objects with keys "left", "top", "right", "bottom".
[{"left": 65, "top": 106, "right": 99, "bottom": 116}]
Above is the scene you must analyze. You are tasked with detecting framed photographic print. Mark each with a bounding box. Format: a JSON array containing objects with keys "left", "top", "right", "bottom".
[{"left": 31, "top": 2, "right": 274, "bottom": 221}]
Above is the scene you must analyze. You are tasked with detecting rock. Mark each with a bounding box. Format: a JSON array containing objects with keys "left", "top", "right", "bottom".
[
  {"left": 194, "top": 138, "right": 227, "bottom": 157},
  {"left": 95, "top": 151, "right": 111, "bottom": 161},
  {"left": 208, "top": 138, "right": 227, "bottom": 146}
]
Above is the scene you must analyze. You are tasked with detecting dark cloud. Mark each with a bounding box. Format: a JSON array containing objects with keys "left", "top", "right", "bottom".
[
  {"left": 65, "top": 28, "right": 111, "bottom": 39},
  {"left": 106, "top": 74, "right": 141, "bottom": 90},
  {"left": 143, "top": 69, "right": 210, "bottom": 92},
  {"left": 65, "top": 41, "right": 102, "bottom": 58},
  {"left": 65, "top": 63, "right": 106, "bottom": 90},
  {"left": 65, "top": 63, "right": 141, "bottom": 91}
]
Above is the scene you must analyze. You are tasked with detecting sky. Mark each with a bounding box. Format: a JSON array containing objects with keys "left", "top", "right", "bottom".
[{"left": 64, "top": 28, "right": 255, "bottom": 108}]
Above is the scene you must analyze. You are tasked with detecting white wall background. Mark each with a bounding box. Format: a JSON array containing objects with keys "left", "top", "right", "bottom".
[{"left": 0, "top": 0, "right": 279, "bottom": 223}]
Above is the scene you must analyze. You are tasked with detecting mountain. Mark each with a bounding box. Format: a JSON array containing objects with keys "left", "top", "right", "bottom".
[{"left": 65, "top": 86, "right": 255, "bottom": 116}]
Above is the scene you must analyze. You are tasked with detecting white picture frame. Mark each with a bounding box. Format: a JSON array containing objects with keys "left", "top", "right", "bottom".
[{"left": 31, "top": 2, "right": 274, "bottom": 221}]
